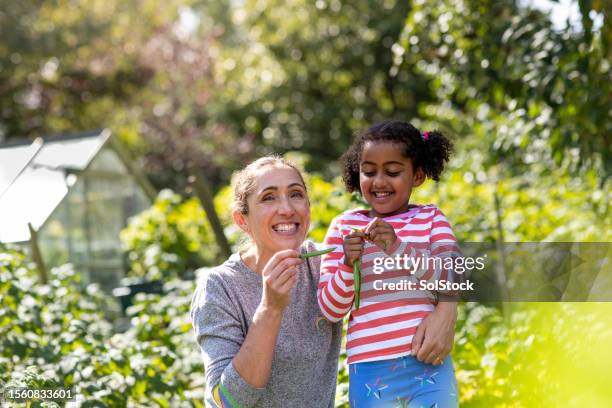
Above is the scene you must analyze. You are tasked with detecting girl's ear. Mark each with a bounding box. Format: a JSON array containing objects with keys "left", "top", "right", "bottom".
[
  {"left": 413, "top": 167, "right": 426, "bottom": 187},
  {"left": 232, "top": 210, "right": 250, "bottom": 234}
]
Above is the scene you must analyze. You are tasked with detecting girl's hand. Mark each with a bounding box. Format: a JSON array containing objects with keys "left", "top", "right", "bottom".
[
  {"left": 411, "top": 301, "right": 457, "bottom": 365},
  {"left": 364, "top": 217, "right": 397, "bottom": 252},
  {"left": 343, "top": 230, "right": 366, "bottom": 266},
  {"left": 261, "top": 249, "right": 303, "bottom": 311}
]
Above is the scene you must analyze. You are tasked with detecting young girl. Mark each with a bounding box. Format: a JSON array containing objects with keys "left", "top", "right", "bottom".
[{"left": 318, "top": 120, "right": 461, "bottom": 407}]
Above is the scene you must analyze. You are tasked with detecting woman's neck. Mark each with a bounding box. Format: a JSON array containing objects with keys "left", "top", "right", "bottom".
[{"left": 241, "top": 246, "right": 272, "bottom": 275}]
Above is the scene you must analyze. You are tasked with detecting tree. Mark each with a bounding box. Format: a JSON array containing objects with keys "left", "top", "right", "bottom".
[
  {"left": 205, "top": 0, "right": 416, "bottom": 173},
  {"left": 0, "top": 0, "right": 185, "bottom": 139},
  {"left": 394, "top": 0, "right": 610, "bottom": 180}
]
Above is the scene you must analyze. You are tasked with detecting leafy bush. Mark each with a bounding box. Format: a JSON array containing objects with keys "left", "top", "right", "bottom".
[
  {"left": 1, "top": 246, "right": 204, "bottom": 407},
  {"left": 413, "top": 168, "right": 610, "bottom": 243},
  {"left": 0, "top": 247, "right": 116, "bottom": 371},
  {"left": 3, "top": 366, "right": 63, "bottom": 408},
  {"left": 455, "top": 302, "right": 612, "bottom": 407},
  {"left": 120, "top": 189, "right": 219, "bottom": 281}
]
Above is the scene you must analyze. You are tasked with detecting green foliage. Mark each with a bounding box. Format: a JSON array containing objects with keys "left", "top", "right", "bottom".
[
  {"left": 0, "top": 246, "right": 204, "bottom": 407},
  {"left": 412, "top": 167, "right": 611, "bottom": 243},
  {"left": 454, "top": 302, "right": 612, "bottom": 407},
  {"left": 2, "top": 1, "right": 610, "bottom": 405},
  {"left": 3, "top": 366, "right": 62, "bottom": 408},
  {"left": 397, "top": 0, "right": 610, "bottom": 177},
  {"left": 0, "top": 0, "right": 186, "bottom": 137},
  {"left": 3, "top": 0, "right": 607, "bottom": 191},
  {"left": 0, "top": 248, "right": 116, "bottom": 368},
  {"left": 209, "top": 0, "right": 414, "bottom": 172},
  {"left": 306, "top": 174, "right": 353, "bottom": 242},
  {"left": 120, "top": 189, "right": 220, "bottom": 280}
]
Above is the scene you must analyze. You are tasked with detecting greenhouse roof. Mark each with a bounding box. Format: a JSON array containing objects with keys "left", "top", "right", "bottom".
[{"left": 0, "top": 129, "right": 111, "bottom": 243}]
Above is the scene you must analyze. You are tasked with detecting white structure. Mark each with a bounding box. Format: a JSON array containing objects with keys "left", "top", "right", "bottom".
[{"left": 0, "top": 129, "right": 155, "bottom": 290}]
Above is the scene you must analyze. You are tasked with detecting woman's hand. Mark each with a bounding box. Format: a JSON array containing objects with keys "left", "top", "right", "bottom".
[
  {"left": 261, "top": 249, "right": 303, "bottom": 311},
  {"left": 233, "top": 249, "right": 302, "bottom": 389},
  {"left": 364, "top": 217, "right": 397, "bottom": 252},
  {"left": 411, "top": 301, "right": 457, "bottom": 365},
  {"left": 343, "top": 230, "right": 366, "bottom": 266}
]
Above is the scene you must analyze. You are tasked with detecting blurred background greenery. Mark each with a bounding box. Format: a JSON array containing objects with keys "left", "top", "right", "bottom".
[{"left": 1, "top": 0, "right": 610, "bottom": 406}]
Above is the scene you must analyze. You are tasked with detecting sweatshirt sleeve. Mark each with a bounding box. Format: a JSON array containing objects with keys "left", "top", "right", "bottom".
[
  {"left": 317, "top": 215, "right": 356, "bottom": 322},
  {"left": 191, "top": 271, "right": 265, "bottom": 407}
]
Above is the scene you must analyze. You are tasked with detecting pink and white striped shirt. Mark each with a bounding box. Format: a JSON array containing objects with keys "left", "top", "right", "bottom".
[{"left": 317, "top": 204, "right": 460, "bottom": 364}]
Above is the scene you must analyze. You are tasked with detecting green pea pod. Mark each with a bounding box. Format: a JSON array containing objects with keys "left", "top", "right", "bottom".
[
  {"left": 299, "top": 247, "right": 334, "bottom": 259},
  {"left": 351, "top": 227, "right": 362, "bottom": 310},
  {"left": 353, "top": 258, "right": 361, "bottom": 310}
]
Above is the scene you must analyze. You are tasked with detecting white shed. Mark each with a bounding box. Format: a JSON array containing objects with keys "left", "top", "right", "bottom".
[{"left": 0, "top": 129, "right": 156, "bottom": 290}]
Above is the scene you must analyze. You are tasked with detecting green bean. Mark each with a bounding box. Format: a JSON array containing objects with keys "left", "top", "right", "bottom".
[
  {"left": 353, "top": 258, "right": 361, "bottom": 310},
  {"left": 299, "top": 247, "right": 334, "bottom": 259},
  {"left": 351, "top": 228, "right": 362, "bottom": 310}
]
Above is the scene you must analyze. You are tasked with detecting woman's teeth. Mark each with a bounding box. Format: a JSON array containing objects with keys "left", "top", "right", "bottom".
[{"left": 272, "top": 223, "right": 298, "bottom": 233}]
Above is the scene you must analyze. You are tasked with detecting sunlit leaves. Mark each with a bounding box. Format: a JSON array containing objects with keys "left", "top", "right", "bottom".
[{"left": 396, "top": 0, "right": 609, "bottom": 178}]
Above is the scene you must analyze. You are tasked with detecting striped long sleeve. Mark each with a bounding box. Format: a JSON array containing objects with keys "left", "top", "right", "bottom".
[
  {"left": 386, "top": 207, "right": 462, "bottom": 295},
  {"left": 317, "top": 216, "right": 357, "bottom": 322}
]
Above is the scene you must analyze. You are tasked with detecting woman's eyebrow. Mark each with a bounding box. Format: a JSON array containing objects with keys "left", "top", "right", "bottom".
[
  {"left": 259, "top": 182, "right": 305, "bottom": 194},
  {"left": 260, "top": 186, "right": 278, "bottom": 194}
]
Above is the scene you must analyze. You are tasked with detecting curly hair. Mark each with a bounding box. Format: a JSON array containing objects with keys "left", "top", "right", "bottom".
[{"left": 342, "top": 120, "right": 453, "bottom": 193}]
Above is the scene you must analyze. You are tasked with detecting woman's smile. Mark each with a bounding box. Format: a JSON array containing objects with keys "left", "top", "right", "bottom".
[{"left": 271, "top": 222, "right": 301, "bottom": 235}]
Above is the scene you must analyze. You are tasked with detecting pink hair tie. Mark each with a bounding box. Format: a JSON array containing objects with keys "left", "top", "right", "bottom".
[{"left": 422, "top": 131, "right": 429, "bottom": 141}]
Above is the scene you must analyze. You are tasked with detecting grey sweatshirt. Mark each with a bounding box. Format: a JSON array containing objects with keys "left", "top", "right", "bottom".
[{"left": 190, "top": 241, "right": 343, "bottom": 407}]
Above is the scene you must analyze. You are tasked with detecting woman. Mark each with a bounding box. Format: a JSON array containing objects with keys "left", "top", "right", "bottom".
[
  {"left": 191, "top": 155, "right": 457, "bottom": 407},
  {"left": 190, "top": 156, "right": 343, "bottom": 407}
]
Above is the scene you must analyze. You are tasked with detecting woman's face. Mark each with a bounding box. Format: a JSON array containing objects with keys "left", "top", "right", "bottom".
[{"left": 236, "top": 166, "right": 310, "bottom": 258}]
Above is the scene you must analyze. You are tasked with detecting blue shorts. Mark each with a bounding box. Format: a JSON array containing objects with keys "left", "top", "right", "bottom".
[{"left": 349, "top": 355, "right": 458, "bottom": 408}]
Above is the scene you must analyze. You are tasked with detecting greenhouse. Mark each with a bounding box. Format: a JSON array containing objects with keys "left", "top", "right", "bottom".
[{"left": 0, "top": 129, "right": 156, "bottom": 291}]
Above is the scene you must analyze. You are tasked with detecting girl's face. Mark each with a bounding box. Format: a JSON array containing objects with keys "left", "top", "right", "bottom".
[
  {"left": 359, "top": 141, "right": 425, "bottom": 217},
  {"left": 234, "top": 166, "right": 310, "bottom": 259}
]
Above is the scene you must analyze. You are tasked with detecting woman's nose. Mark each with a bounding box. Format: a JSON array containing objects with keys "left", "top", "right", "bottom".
[{"left": 277, "top": 196, "right": 295, "bottom": 215}]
